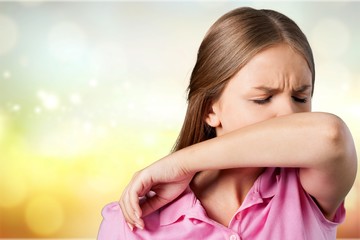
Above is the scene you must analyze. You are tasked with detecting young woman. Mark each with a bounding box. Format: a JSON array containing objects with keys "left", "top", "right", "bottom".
[{"left": 98, "top": 7, "right": 357, "bottom": 239}]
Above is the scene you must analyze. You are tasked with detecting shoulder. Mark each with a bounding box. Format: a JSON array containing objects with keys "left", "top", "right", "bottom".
[
  {"left": 277, "top": 168, "right": 346, "bottom": 225},
  {"left": 98, "top": 202, "right": 137, "bottom": 240},
  {"left": 98, "top": 189, "right": 200, "bottom": 239}
]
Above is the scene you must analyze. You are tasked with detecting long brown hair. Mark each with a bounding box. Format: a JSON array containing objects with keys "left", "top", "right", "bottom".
[{"left": 173, "top": 7, "right": 315, "bottom": 152}]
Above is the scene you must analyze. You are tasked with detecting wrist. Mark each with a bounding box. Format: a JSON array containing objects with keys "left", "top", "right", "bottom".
[{"left": 172, "top": 148, "right": 197, "bottom": 176}]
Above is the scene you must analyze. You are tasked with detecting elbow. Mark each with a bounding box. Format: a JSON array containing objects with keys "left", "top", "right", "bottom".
[
  {"left": 321, "top": 113, "right": 357, "bottom": 168},
  {"left": 324, "top": 114, "right": 347, "bottom": 149}
]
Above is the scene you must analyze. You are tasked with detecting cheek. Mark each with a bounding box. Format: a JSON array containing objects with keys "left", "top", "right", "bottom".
[
  {"left": 221, "top": 104, "right": 272, "bottom": 132},
  {"left": 240, "top": 108, "right": 274, "bottom": 126},
  {"left": 235, "top": 105, "right": 282, "bottom": 130}
]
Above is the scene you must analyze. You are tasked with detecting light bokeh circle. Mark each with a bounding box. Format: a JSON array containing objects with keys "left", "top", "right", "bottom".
[
  {"left": 0, "top": 14, "right": 18, "bottom": 55},
  {"left": 25, "top": 195, "right": 64, "bottom": 236}
]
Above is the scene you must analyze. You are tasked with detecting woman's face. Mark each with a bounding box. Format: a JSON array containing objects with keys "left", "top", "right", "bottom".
[{"left": 206, "top": 44, "right": 313, "bottom": 136}]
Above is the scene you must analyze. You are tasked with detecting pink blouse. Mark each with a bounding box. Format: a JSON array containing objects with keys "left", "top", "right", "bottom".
[{"left": 98, "top": 168, "right": 345, "bottom": 240}]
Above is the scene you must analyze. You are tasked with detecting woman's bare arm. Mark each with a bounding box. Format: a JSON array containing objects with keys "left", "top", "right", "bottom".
[
  {"left": 179, "top": 112, "right": 357, "bottom": 220},
  {"left": 120, "top": 112, "right": 357, "bottom": 229}
]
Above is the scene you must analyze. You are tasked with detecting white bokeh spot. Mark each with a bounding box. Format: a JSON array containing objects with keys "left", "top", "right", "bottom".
[
  {"left": 12, "top": 104, "right": 21, "bottom": 112},
  {"left": 34, "top": 107, "right": 42, "bottom": 114},
  {"left": 3, "top": 70, "right": 11, "bottom": 79},
  {"left": 88, "top": 79, "right": 98, "bottom": 88},
  {"left": 37, "top": 91, "right": 60, "bottom": 110}
]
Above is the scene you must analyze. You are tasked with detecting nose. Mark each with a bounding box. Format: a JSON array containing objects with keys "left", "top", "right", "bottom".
[{"left": 275, "top": 98, "right": 297, "bottom": 117}]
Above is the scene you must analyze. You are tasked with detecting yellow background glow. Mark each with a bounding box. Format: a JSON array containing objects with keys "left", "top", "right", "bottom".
[{"left": 0, "top": 1, "right": 359, "bottom": 238}]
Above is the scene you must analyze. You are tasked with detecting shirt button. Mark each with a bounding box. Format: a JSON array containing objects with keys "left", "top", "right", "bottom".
[
  {"left": 229, "top": 234, "right": 240, "bottom": 240},
  {"left": 191, "top": 219, "right": 201, "bottom": 225}
]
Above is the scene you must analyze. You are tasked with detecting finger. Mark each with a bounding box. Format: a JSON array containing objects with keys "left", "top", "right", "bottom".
[
  {"left": 121, "top": 185, "right": 141, "bottom": 228},
  {"left": 119, "top": 187, "right": 136, "bottom": 230},
  {"left": 119, "top": 199, "right": 132, "bottom": 226},
  {"left": 119, "top": 201, "right": 134, "bottom": 231},
  {"left": 140, "top": 192, "right": 172, "bottom": 217},
  {"left": 128, "top": 186, "right": 145, "bottom": 229},
  {"left": 119, "top": 174, "right": 144, "bottom": 229}
]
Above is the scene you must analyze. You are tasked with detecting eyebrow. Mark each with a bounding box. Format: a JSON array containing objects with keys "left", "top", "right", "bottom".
[
  {"left": 294, "top": 84, "right": 312, "bottom": 93},
  {"left": 252, "top": 84, "right": 312, "bottom": 93}
]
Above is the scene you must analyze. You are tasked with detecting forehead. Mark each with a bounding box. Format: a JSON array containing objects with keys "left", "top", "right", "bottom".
[{"left": 231, "top": 44, "right": 312, "bottom": 90}]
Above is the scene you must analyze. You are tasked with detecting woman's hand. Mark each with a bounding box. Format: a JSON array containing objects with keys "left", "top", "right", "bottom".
[{"left": 119, "top": 154, "right": 195, "bottom": 230}]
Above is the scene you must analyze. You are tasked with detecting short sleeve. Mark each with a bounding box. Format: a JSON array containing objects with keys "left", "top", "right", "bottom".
[
  {"left": 98, "top": 202, "right": 132, "bottom": 240},
  {"left": 324, "top": 201, "right": 346, "bottom": 225},
  {"left": 295, "top": 168, "right": 346, "bottom": 228}
]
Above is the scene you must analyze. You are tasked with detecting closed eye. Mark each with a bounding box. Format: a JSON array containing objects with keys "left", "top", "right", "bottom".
[
  {"left": 253, "top": 96, "right": 272, "bottom": 105},
  {"left": 292, "top": 96, "right": 308, "bottom": 103}
]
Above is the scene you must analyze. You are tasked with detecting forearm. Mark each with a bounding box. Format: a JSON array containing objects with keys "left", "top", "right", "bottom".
[
  {"left": 175, "top": 112, "right": 353, "bottom": 172},
  {"left": 121, "top": 112, "right": 355, "bottom": 226}
]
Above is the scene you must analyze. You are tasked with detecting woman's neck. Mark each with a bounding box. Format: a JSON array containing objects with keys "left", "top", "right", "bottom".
[{"left": 190, "top": 167, "right": 265, "bottom": 227}]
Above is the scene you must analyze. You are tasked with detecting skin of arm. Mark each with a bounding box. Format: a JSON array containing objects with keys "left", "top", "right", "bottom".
[
  {"left": 180, "top": 112, "right": 357, "bottom": 218},
  {"left": 120, "top": 112, "right": 357, "bottom": 229}
]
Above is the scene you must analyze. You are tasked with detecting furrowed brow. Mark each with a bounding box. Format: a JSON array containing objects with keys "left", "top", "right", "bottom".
[
  {"left": 293, "top": 84, "right": 312, "bottom": 93},
  {"left": 252, "top": 86, "right": 278, "bottom": 94},
  {"left": 252, "top": 84, "right": 312, "bottom": 94}
]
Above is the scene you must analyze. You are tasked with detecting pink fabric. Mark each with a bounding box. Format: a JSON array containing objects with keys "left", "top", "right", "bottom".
[{"left": 98, "top": 168, "right": 345, "bottom": 240}]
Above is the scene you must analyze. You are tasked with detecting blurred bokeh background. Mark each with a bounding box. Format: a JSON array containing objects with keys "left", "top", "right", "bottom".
[{"left": 0, "top": 1, "right": 359, "bottom": 238}]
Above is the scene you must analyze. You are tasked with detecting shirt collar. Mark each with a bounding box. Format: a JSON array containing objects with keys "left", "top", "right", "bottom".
[
  {"left": 158, "top": 167, "right": 280, "bottom": 226},
  {"left": 257, "top": 167, "right": 280, "bottom": 199},
  {"left": 159, "top": 187, "right": 206, "bottom": 226}
]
